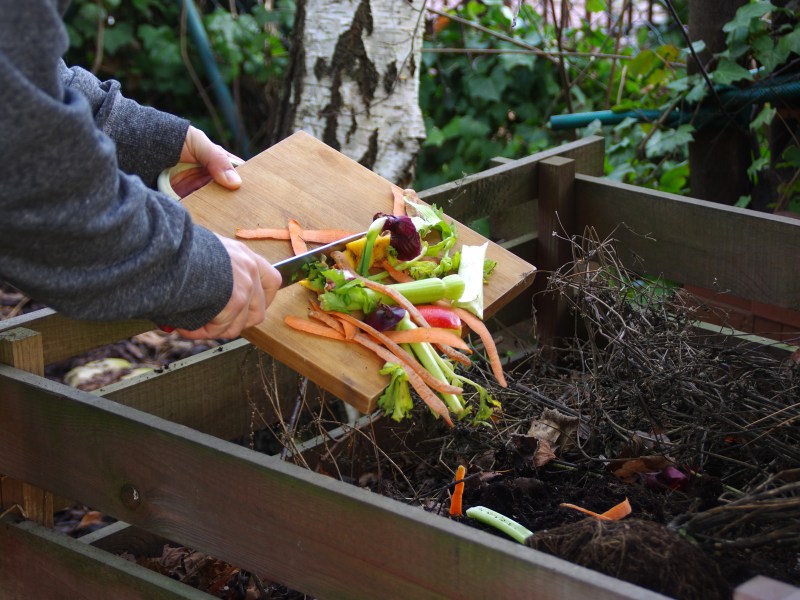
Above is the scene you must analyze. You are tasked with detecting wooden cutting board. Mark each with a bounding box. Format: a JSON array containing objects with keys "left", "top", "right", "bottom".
[{"left": 182, "top": 131, "right": 535, "bottom": 413}]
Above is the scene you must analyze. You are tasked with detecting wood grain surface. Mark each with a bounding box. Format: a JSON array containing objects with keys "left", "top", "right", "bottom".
[{"left": 182, "top": 131, "right": 536, "bottom": 413}]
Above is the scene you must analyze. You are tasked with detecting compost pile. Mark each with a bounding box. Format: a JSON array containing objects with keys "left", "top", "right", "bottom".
[
  {"left": 286, "top": 232, "right": 799, "bottom": 600},
  {"left": 4, "top": 222, "right": 799, "bottom": 599}
]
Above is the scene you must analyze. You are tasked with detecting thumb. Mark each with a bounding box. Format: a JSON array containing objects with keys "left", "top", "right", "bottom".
[{"left": 204, "top": 151, "right": 242, "bottom": 190}]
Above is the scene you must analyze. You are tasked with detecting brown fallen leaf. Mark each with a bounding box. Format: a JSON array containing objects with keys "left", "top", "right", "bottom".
[
  {"left": 527, "top": 408, "right": 580, "bottom": 449},
  {"left": 533, "top": 438, "right": 557, "bottom": 467}
]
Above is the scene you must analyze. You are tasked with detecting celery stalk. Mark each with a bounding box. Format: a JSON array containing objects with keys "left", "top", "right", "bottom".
[
  {"left": 396, "top": 315, "right": 465, "bottom": 415},
  {"left": 319, "top": 274, "right": 465, "bottom": 313},
  {"left": 358, "top": 216, "right": 388, "bottom": 276},
  {"left": 454, "top": 242, "right": 488, "bottom": 319}
]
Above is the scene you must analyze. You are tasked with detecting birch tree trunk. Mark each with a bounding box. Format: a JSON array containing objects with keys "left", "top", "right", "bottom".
[{"left": 278, "top": 0, "right": 426, "bottom": 185}]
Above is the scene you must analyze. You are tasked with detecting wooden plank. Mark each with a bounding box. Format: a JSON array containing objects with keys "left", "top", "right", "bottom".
[
  {"left": 0, "top": 308, "right": 151, "bottom": 365},
  {"left": 97, "top": 339, "right": 299, "bottom": 441},
  {"left": 419, "top": 135, "right": 604, "bottom": 223},
  {"left": 0, "top": 516, "right": 211, "bottom": 600},
  {"left": 182, "top": 131, "right": 536, "bottom": 414},
  {"left": 0, "top": 328, "right": 53, "bottom": 527},
  {"left": 574, "top": 175, "right": 800, "bottom": 310},
  {"left": 537, "top": 157, "right": 577, "bottom": 349},
  {"left": 0, "top": 368, "right": 665, "bottom": 600}
]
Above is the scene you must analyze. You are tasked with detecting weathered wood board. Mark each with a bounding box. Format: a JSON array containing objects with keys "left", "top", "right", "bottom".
[{"left": 182, "top": 131, "right": 536, "bottom": 412}]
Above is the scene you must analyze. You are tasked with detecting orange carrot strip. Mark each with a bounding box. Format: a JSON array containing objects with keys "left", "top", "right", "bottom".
[
  {"left": 560, "top": 497, "right": 632, "bottom": 521},
  {"left": 329, "top": 311, "right": 463, "bottom": 396},
  {"left": 341, "top": 319, "right": 357, "bottom": 340},
  {"left": 352, "top": 332, "right": 453, "bottom": 427},
  {"left": 385, "top": 328, "right": 471, "bottom": 352},
  {"left": 287, "top": 219, "right": 307, "bottom": 255},
  {"left": 308, "top": 309, "right": 345, "bottom": 335},
  {"left": 449, "top": 464, "right": 466, "bottom": 516},
  {"left": 235, "top": 227, "right": 291, "bottom": 240},
  {"left": 284, "top": 316, "right": 345, "bottom": 341},
  {"left": 391, "top": 185, "right": 406, "bottom": 217},
  {"left": 234, "top": 228, "right": 357, "bottom": 243},
  {"left": 381, "top": 260, "right": 415, "bottom": 283},
  {"left": 334, "top": 251, "right": 470, "bottom": 368},
  {"left": 452, "top": 307, "right": 507, "bottom": 388},
  {"left": 436, "top": 344, "right": 472, "bottom": 367}
]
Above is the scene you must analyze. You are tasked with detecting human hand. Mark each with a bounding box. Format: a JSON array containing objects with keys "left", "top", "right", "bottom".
[
  {"left": 177, "top": 235, "right": 281, "bottom": 340},
  {"left": 170, "top": 126, "right": 243, "bottom": 198}
]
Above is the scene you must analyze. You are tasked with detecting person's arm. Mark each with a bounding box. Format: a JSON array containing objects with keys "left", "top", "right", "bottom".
[
  {"left": 58, "top": 60, "right": 190, "bottom": 188},
  {"left": 0, "top": 1, "right": 275, "bottom": 334}
]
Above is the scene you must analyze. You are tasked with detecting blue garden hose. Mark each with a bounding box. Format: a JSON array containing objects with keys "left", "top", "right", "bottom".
[
  {"left": 181, "top": 0, "right": 252, "bottom": 157},
  {"left": 550, "top": 75, "right": 800, "bottom": 131}
]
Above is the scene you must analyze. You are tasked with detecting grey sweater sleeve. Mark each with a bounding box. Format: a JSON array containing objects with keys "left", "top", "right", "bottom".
[
  {"left": 0, "top": 0, "right": 232, "bottom": 330},
  {"left": 59, "top": 61, "right": 190, "bottom": 188}
]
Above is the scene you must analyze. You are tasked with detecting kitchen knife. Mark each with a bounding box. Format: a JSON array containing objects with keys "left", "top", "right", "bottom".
[{"left": 272, "top": 231, "right": 366, "bottom": 288}]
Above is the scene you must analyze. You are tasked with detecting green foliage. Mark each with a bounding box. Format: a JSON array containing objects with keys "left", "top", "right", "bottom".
[
  {"left": 62, "top": 1, "right": 800, "bottom": 214},
  {"left": 63, "top": 0, "right": 290, "bottom": 150},
  {"left": 415, "top": 1, "right": 697, "bottom": 192}
]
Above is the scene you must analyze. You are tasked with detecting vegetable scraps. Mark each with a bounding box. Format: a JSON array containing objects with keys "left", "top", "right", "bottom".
[{"left": 275, "top": 188, "right": 505, "bottom": 426}]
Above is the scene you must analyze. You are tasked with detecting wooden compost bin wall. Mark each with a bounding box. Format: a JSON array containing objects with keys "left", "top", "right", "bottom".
[{"left": 2, "top": 135, "right": 795, "bottom": 600}]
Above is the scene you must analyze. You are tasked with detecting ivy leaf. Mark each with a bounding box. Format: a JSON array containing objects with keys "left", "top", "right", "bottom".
[
  {"left": 645, "top": 124, "right": 694, "bottom": 158},
  {"left": 780, "top": 146, "right": 800, "bottom": 169},
  {"left": 466, "top": 75, "right": 502, "bottom": 103},
  {"left": 776, "top": 28, "right": 800, "bottom": 64},
  {"left": 586, "top": 0, "right": 605, "bottom": 12},
  {"left": 722, "top": 2, "right": 775, "bottom": 33},
  {"left": 735, "top": 195, "right": 752, "bottom": 208},
  {"left": 751, "top": 35, "right": 780, "bottom": 72},
  {"left": 747, "top": 154, "right": 771, "bottom": 182},
  {"left": 711, "top": 58, "right": 754, "bottom": 85},
  {"left": 629, "top": 49, "right": 657, "bottom": 79},
  {"left": 750, "top": 105, "right": 776, "bottom": 131},
  {"left": 103, "top": 22, "right": 135, "bottom": 55},
  {"left": 659, "top": 162, "right": 688, "bottom": 194},
  {"left": 424, "top": 125, "right": 446, "bottom": 147}
]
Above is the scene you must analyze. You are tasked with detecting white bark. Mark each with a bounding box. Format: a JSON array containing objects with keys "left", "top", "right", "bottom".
[{"left": 287, "top": 0, "right": 426, "bottom": 184}]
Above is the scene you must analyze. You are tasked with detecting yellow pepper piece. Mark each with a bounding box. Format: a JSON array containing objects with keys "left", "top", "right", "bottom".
[{"left": 346, "top": 232, "right": 391, "bottom": 269}]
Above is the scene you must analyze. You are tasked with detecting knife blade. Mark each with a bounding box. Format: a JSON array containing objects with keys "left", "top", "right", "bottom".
[{"left": 273, "top": 231, "right": 367, "bottom": 288}]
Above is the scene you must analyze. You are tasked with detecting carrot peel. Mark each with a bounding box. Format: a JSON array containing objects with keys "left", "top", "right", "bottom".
[
  {"left": 559, "top": 497, "right": 632, "bottom": 521},
  {"left": 449, "top": 464, "right": 467, "bottom": 516}
]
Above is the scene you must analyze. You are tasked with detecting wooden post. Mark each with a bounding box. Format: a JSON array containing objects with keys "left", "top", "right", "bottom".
[
  {"left": 536, "top": 156, "right": 576, "bottom": 353},
  {"left": 0, "top": 328, "right": 54, "bottom": 527},
  {"left": 688, "top": 0, "right": 750, "bottom": 205}
]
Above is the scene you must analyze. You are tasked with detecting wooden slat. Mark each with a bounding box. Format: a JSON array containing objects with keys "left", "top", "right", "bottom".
[
  {"left": 0, "top": 328, "right": 53, "bottom": 527},
  {"left": 419, "top": 135, "right": 604, "bottom": 223},
  {"left": 0, "top": 367, "right": 665, "bottom": 600},
  {"left": 574, "top": 175, "right": 800, "bottom": 310},
  {"left": 0, "top": 517, "right": 211, "bottom": 600},
  {"left": 97, "top": 339, "right": 299, "bottom": 441},
  {"left": 0, "top": 308, "right": 151, "bottom": 365}
]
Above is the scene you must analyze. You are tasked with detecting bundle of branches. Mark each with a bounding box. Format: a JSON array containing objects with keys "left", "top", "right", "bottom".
[
  {"left": 671, "top": 468, "right": 800, "bottom": 550},
  {"left": 536, "top": 227, "right": 800, "bottom": 493}
]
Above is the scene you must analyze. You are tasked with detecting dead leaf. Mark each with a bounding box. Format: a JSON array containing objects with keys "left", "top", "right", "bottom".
[
  {"left": 527, "top": 408, "right": 582, "bottom": 452},
  {"left": 533, "top": 438, "right": 557, "bottom": 467}
]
